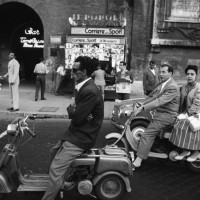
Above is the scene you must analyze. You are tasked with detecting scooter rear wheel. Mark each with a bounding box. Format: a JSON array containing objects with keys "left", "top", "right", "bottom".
[
  {"left": 187, "top": 159, "right": 200, "bottom": 173},
  {"left": 95, "top": 174, "right": 126, "bottom": 200}
]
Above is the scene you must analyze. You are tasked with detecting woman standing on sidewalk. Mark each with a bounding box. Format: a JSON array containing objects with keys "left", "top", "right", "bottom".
[{"left": 115, "top": 61, "right": 133, "bottom": 100}]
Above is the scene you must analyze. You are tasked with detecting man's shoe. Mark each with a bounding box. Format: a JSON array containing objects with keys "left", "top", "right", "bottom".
[
  {"left": 35, "top": 99, "right": 38, "bottom": 101},
  {"left": 41, "top": 98, "right": 46, "bottom": 100},
  {"left": 175, "top": 151, "right": 191, "bottom": 160},
  {"left": 187, "top": 151, "right": 200, "bottom": 162},
  {"left": 11, "top": 109, "right": 19, "bottom": 112},
  {"left": 7, "top": 107, "right": 13, "bottom": 111},
  {"left": 63, "top": 181, "right": 75, "bottom": 190}
]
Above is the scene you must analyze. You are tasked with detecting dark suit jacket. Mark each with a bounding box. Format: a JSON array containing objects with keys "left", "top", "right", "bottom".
[
  {"left": 143, "top": 78, "right": 180, "bottom": 118},
  {"left": 143, "top": 67, "right": 159, "bottom": 95},
  {"left": 63, "top": 79, "right": 104, "bottom": 150}
]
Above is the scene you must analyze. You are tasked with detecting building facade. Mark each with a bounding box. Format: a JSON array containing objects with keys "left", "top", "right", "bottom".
[{"left": 0, "top": 0, "right": 198, "bottom": 92}]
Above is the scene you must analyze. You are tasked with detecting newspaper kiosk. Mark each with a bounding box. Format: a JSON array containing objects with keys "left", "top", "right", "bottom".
[{"left": 65, "top": 25, "right": 126, "bottom": 100}]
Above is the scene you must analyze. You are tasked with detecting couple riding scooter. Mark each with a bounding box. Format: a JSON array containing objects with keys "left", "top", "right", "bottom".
[{"left": 112, "top": 64, "right": 200, "bottom": 171}]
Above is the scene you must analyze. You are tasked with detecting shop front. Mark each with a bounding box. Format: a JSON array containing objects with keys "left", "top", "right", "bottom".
[{"left": 65, "top": 26, "right": 126, "bottom": 100}]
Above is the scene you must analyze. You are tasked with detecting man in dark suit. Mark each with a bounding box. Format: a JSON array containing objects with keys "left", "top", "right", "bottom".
[
  {"left": 132, "top": 63, "right": 180, "bottom": 168},
  {"left": 143, "top": 60, "right": 159, "bottom": 96},
  {"left": 42, "top": 56, "right": 104, "bottom": 200}
]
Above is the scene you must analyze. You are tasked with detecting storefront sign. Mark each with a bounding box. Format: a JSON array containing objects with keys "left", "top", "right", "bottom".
[
  {"left": 20, "top": 37, "right": 44, "bottom": 48},
  {"left": 71, "top": 27, "right": 124, "bottom": 36},
  {"left": 151, "top": 38, "right": 200, "bottom": 47},
  {"left": 25, "top": 27, "right": 40, "bottom": 35},
  {"left": 50, "top": 36, "right": 61, "bottom": 44},
  {"left": 20, "top": 27, "right": 44, "bottom": 48},
  {"left": 166, "top": 0, "right": 200, "bottom": 22},
  {"left": 67, "top": 37, "right": 125, "bottom": 44}
]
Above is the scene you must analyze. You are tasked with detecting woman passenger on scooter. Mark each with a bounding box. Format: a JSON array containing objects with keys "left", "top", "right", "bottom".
[{"left": 169, "top": 65, "right": 200, "bottom": 162}]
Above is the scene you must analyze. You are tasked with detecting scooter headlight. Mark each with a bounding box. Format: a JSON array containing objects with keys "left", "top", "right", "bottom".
[
  {"left": 78, "top": 180, "right": 93, "bottom": 195},
  {"left": 7, "top": 124, "right": 17, "bottom": 136}
]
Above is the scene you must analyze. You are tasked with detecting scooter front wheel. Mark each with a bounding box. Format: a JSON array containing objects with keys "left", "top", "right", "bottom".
[{"left": 95, "top": 174, "right": 126, "bottom": 200}]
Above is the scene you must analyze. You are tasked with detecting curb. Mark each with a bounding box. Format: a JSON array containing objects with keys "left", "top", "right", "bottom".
[{"left": 0, "top": 110, "right": 112, "bottom": 120}]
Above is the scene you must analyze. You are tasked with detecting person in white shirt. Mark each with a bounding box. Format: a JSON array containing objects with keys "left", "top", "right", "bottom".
[
  {"left": 55, "top": 64, "right": 66, "bottom": 95},
  {"left": 33, "top": 57, "right": 48, "bottom": 101},
  {"left": 0, "top": 52, "right": 20, "bottom": 112}
]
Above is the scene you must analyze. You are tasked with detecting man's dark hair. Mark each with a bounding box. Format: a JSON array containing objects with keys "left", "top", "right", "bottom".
[
  {"left": 149, "top": 60, "right": 156, "bottom": 65},
  {"left": 185, "top": 65, "right": 198, "bottom": 75},
  {"left": 75, "top": 56, "right": 97, "bottom": 76},
  {"left": 161, "top": 63, "right": 173, "bottom": 75}
]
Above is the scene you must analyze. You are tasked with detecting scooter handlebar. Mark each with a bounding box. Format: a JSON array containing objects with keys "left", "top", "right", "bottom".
[
  {"left": 28, "top": 115, "right": 50, "bottom": 120},
  {"left": 26, "top": 127, "right": 36, "bottom": 137},
  {"left": 0, "top": 131, "right": 7, "bottom": 139}
]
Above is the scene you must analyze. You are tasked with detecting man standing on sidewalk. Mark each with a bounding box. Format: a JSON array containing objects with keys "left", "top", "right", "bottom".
[
  {"left": 55, "top": 63, "right": 66, "bottom": 95},
  {"left": 0, "top": 52, "right": 20, "bottom": 112},
  {"left": 34, "top": 57, "right": 48, "bottom": 101},
  {"left": 143, "top": 60, "right": 159, "bottom": 96},
  {"left": 42, "top": 56, "right": 104, "bottom": 200}
]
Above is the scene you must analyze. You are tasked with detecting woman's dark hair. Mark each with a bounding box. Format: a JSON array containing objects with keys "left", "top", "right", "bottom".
[
  {"left": 75, "top": 56, "right": 97, "bottom": 76},
  {"left": 185, "top": 65, "right": 198, "bottom": 75}
]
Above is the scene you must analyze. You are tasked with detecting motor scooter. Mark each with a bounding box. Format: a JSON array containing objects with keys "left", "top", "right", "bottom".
[
  {"left": 105, "top": 104, "right": 200, "bottom": 173},
  {"left": 0, "top": 115, "right": 133, "bottom": 200}
]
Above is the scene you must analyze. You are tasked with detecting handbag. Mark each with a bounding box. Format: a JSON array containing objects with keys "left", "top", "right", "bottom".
[
  {"left": 177, "top": 113, "right": 188, "bottom": 120},
  {"left": 187, "top": 114, "right": 200, "bottom": 132}
]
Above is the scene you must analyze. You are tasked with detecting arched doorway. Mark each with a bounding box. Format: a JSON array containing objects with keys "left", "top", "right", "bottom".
[{"left": 0, "top": 2, "right": 43, "bottom": 80}]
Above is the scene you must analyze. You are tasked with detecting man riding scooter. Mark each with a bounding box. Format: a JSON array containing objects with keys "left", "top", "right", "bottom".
[
  {"left": 42, "top": 56, "right": 104, "bottom": 200},
  {"left": 132, "top": 63, "right": 180, "bottom": 169}
]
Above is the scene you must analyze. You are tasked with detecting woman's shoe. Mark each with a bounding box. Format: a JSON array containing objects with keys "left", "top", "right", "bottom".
[
  {"left": 175, "top": 151, "right": 191, "bottom": 160},
  {"left": 187, "top": 151, "right": 200, "bottom": 162}
]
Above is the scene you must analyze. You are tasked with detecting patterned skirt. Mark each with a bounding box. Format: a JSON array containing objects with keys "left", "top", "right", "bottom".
[{"left": 169, "top": 119, "right": 200, "bottom": 150}]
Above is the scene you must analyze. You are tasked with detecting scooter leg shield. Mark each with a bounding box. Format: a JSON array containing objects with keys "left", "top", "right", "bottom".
[{"left": 0, "top": 170, "right": 13, "bottom": 193}]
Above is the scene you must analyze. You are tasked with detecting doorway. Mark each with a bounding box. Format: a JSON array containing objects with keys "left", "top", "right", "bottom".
[{"left": 0, "top": 2, "right": 44, "bottom": 81}]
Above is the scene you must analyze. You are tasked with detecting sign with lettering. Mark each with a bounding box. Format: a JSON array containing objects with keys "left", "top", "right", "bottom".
[
  {"left": 67, "top": 37, "right": 125, "bottom": 44},
  {"left": 71, "top": 27, "right": 124, "bottom": 36},
  {"left": 166, "top": 0, "right": 200, "bottom": 22},
  {"left": 20, "top": 27, "right": 44, "bottom": 48},
  {"left": 151, "top": 38, "right": 200, "bottom": 47},
  {"left": 50, "top": 36, "right": 61, "bottom": 44}
]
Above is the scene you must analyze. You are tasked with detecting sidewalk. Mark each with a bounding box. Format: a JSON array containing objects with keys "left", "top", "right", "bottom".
[{"left": 0, "top": 81, "right": 145, "bottom": 119}]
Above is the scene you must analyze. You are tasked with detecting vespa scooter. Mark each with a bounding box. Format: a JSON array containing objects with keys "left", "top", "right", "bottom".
[
  {"left": 105, "top": 104, "right": 200, "bottom": 173},
  {"left": 0, "top": 115, "right": 133, "bottom": 200}
]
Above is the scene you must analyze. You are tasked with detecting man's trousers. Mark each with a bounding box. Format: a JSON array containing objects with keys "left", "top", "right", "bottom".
[
  {"left": 137, "top": 113, "right": 176, "bottom": 159},
  {"left": 42, "top": 140, "right": 83, "bottom": 200}
]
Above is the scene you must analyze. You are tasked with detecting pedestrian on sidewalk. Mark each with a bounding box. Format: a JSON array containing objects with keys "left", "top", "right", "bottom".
[
  {"left": 143, "top": 60, "right": 159, "bottom": 96},
  {"left": 92, "top": 63, "right": 106, "bottom": 99},
  {"left": 42, "top": 56, "right": 104, "bottom": 200},
  {"left": 55, "top": 63, "right": 66, "bottom": 95},
  {"left": 115, "top": 61, "right": 133, "bottom": 100},
  {"left": 33, "top": 57, "right": 48, "bottom": 101},
  {"left": 0, "top": 52, "right": 20, "bottom": 112}
]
